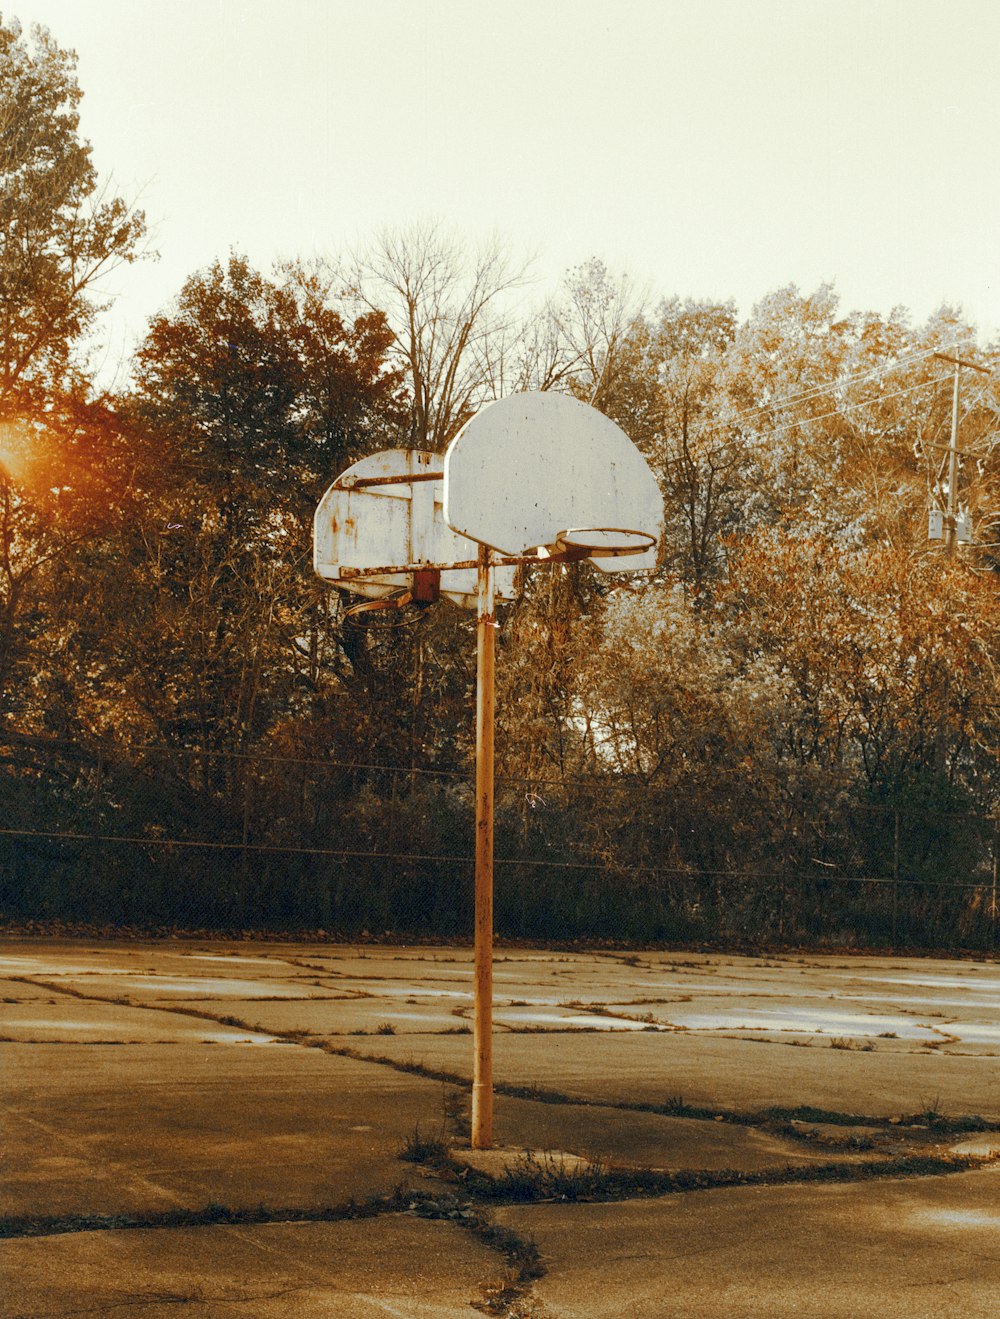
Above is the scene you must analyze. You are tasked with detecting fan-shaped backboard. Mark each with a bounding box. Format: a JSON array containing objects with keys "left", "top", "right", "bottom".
[
  {"left": 314, "top": 449, "right": 517, "bottom": 609},
  {"left": 443, "top": 392, "right": 663, "bottom": 572}
]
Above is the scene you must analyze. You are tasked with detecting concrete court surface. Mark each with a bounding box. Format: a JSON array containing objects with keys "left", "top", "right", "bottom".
[
  {"left": 1, "top": 938, "right": 999, "bottom": 1317},
  {"left": 2, "top": 1216, "right": 498, "bottom": 1319},
  {"left": 495, "top": 1167, "right": 1000, "bottom": 1318}
]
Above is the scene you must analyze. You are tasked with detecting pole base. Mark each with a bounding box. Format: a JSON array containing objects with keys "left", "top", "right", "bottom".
[{"left": 471, "top": 1081, "right": 493, "bottom": 1150}]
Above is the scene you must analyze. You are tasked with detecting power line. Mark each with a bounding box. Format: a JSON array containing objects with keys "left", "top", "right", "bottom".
[
  {"left": 698, "top": 374, "right": 945, "bottom": 467},
  {"left": 697, "top": 336, "right": 977, "bottom": 438},
  {"left": 765, "top": 374, "right": 942, "bottom": 440}
]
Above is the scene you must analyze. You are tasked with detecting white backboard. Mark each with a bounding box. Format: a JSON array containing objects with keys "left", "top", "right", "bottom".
[
  {"left": 443, "top": 392, "right": 663, "bottom": 571},
  {"left": 314, "top": 449, "right": 517, "bottom": 609}
]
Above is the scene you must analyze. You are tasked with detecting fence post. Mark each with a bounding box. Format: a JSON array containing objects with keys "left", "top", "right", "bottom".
[
  {"left": 387, "top": 768, "right": 399, "bottom": 858},
  {"left": 892, "top": 807, "right": 900, "bottom": 951},
  {"left": 242, "top": 765, "right": 252, "bottom": 848},
  {"left": 241, "top": 760, "right": 253, "bottom": 912},
  {"left": 992, "top": 819, "right": 998, "bottom": 951},
  {"left": 386, "top": 768, "right": 399, "bottom": 929}
]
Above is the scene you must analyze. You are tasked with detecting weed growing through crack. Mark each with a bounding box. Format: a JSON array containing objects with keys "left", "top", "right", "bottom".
[
  {"left": 443, "top": 1087, "right": 471, "bottom": 1143},
  {"left": 457, "top": 1211, "right": 543, "bottom": 1315},
  {"left": 398, "top": 1169, "right": 543, "bottom": 1314},
  {"left": 909, "top": 1102, "right": 992, "bottom": 1133},
  {"left": 397, "top": 1126, "right": 997, "bottom": 1215},
  {"left": 473, "top": 1219, "right": 545, "bottom": 1317},
  {"left": 658, "top": 1095, "right": 719, "bottom": 1121},
  {"left": 489, "top": 1151, "right": 613, "bottom": 1201},
  {"left": 399, "top": 1126, "right": 450, "bottom": 1165},
  {"left": 0, "top": 1190, "right": 415, "bottom": 1241}
]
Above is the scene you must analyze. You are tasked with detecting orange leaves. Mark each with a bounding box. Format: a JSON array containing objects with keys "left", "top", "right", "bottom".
[{"left": 722, "top": 528, "right": 1000, "bottom": 785}]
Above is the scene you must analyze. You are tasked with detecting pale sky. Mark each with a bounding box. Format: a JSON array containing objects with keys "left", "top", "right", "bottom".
[{"left": 10, "top": 0, "right": 1000, "bottom": 376}]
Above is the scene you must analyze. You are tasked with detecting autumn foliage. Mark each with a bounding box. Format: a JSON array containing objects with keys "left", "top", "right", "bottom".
[{"left": 3, "top": 17, "right": 1000, "bottom": 946}]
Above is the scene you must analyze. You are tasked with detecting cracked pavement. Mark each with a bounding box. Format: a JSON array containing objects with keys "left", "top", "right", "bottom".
[{"left": 1, "top": 940, "right": 998, "bottom": 1316}]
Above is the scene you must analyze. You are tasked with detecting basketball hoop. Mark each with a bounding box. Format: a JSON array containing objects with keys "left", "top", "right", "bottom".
[
  {"left": 444, "top": 392, "right": 663, "bottom": 572},
  {"left": 314, "top": 392, "right": 665, "bottom": 1152},
  {"left": 545, "top": 527, "right": 657, "bottom": 562},
  {"left": 342, "top": 580, "right": 438, "bottom": 629}
]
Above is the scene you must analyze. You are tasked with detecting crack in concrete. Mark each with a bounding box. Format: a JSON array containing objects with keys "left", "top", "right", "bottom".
[
  {"left": 0, "top": 1191, "right": 411, "bottom": 1241},
  {"left": 8, "top": 963, "right": 999, "bottom": 1319},
  {"left": 11, "top": 973, "right": 1000, "bottom": 1140},
  {"left": 409, "top": 1144, "right": 998, "bottom": 1208},
  {"left": 2, "top": 1195, "right": 543, "bottom": 1319},
  {"left": 23, "top": 1283, "right": 317, "bottom": 1318}
]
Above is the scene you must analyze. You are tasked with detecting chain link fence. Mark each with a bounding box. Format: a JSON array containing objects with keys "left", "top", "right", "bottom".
[{"left": 0, "top": 731, "right": 997, "bottom": 949}]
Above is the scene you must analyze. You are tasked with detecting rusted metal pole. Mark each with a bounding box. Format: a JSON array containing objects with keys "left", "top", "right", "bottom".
[
  {"left": 472, "top": 544, "right": 496, "bottom": 1149},
  {"left": 338, "top": 470, "right": 443, "bottom": 488}
]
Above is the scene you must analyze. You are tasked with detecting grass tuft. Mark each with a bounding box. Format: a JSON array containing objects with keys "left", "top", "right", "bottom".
[
  {"left": 399, "top": 1125, "right": 449, "bottom": 1165},
  {"left": 488, "top": 1151, "right": 613, "bottom": 1202}
]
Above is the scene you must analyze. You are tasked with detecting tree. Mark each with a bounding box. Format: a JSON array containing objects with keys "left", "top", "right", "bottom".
[
  {"left": 131, "top": 255, "right": 304, "bottom": 536},
  {"left": 0, "top": 17, "right": 146, "bottom": 729},
  {"left": 723, "top": 529, "right": 1000, "bottom": 807},
  {"left": 120, "top": 255, "right": 406, "bottom": 755},
  {"left": 604, "top": 298, "right": 739, "bottom": 593},
  {"left": 0, "top": 17, "right": 146, "bottom": 418},
  {"left": 279, "top": 258, "right": 405, "bottom": 477},
  {"left": 549, "top": 258, "right": 643, "bottom": 409},
  {"left": 351, "top": 221, "right": 529, "bottom": 449}
]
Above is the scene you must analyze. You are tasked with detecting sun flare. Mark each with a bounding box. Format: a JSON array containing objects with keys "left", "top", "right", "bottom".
[{"left": 0, "top": 423, "right": 32, "bottom": 482}]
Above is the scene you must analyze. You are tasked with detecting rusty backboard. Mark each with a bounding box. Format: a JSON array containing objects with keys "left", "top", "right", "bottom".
[{"left": 314, "top": 449, "right": 517, "bottom": 608}]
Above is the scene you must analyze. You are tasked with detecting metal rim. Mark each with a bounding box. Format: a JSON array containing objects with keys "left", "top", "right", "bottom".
[
  {"left": 342, "top": 589, "right": 431, "bottom": 629},
  {"left": 554, "top": 527, "right": 657, "bottom": 557}
]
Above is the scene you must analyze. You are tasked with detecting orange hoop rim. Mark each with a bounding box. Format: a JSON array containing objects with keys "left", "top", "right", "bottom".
[
  {"left": 554, "top": 527, "right": 657, "bottom": 558},
  {"left": 342, "top": 588, "right": 432, "bottom": 629}
]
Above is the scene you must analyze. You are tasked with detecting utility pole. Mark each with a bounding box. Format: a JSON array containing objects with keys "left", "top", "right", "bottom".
[{"left": 933, "top": 352, "right": 992, "bottom": 558}]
